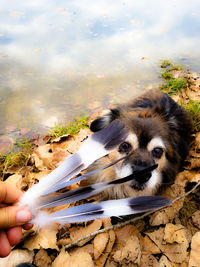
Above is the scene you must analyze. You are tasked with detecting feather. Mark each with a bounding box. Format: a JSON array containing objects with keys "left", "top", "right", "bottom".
[
  {"left": 19, "top": 120, "right": 129, "bottom": 211},
  {"left": 41, "top": 154, "right": 129, "bottom": 195},
  {"left": 38, "top": 164, "right": 158, "bottom": 209},
  {"left": 32, "top": 196, "right": 172, "bottom": 227}
]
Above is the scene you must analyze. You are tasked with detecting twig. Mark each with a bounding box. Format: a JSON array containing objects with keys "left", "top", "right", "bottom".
[{"left": 65, "top": 180, "right": 200, "bottom": 250}]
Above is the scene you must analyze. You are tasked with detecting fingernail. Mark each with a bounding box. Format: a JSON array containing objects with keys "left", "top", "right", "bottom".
[{"left": 16, "top": 209, "right": 31, "bottom": 224}]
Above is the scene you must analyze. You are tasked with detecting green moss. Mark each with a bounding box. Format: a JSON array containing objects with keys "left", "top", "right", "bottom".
[
  {"left": 161, "top": 71, "right": 173, "bottom": 80},
  {"left": 160, "top": 59, "right": 172, "bottom": 68},
  {"left": 160, "top": 60, "right": 188, "bottom": 95},
  {"left": 50, "top": 115, "right": 89, "bottom": 139},
  {"left": 15, "top": 137, "right": 32, "bottom": 153},
  {"left": 160, "top": 77, "right": 188, "bottom": 95},
  {"left": 171, "top": 64, "right": 183, "bottom": 71},
  {"left": 183, "top": 100, "right": 200, "bottom": 132},
  {"left": 0, "top": 150, "right": 29, "bottom": 180}
]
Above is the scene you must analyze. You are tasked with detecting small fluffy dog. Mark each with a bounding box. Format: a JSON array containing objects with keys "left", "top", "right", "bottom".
[{"left": 86, "top": 89, "right": 192, "bottom": 200}]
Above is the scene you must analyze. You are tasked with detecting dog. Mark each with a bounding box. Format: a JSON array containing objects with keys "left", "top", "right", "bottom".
[{"left": 85, "top": 89, "right": 192, "bottom": 200}]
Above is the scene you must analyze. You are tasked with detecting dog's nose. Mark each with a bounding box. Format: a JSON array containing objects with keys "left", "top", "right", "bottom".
[{"left": 132, "top": 165, "right": 152, "bottom": 184}]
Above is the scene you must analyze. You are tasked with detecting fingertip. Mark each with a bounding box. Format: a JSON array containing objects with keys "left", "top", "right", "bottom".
[{"left": 22, "top": 223, "right": 33, "bottom": 230}]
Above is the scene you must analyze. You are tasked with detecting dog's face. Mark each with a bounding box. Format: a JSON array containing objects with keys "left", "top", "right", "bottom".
[{"left": 88, "top": 90, "right": 192, "bottom": 199}]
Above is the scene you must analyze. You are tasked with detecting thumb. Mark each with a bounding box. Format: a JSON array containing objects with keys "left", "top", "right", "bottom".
[{"left": 0, "top": 206, "right": 32, "bottom": 229}]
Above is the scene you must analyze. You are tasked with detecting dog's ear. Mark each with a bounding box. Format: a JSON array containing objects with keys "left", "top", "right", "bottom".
[{"left": 90, "top": 108, "right": 120, "bottom": 132}]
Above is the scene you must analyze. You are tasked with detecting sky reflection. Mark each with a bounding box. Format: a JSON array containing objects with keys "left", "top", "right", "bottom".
[{"left": 0, "top": 0, "right": 200, "bottom": 132}]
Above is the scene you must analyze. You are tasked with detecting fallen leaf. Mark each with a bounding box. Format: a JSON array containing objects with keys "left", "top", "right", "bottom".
[
  {"left": 33, "top": 249, "right": 52, "bottom": 267},
  {"left": 164, "top": 223, "right": 190, "bottom": 244},
  {"left": 5, "top": 173, "right": 25, "bottom": 190},
  {"left": 0, "top": 249, "right": 34, "bottom": 267},
  {"left": 93, "top": 232, "right": 109, "bottom": 260},
  {"left": 142, "top": 235, "right": 161, "bottom": 254},
  {"left": 69, "top": 219, "right": 102, "bottom": 246},
  {"left": 52, "top": 248, "right": 70, "bottom": 267},
  {"left": 24, "top": 226, "right": 59, "bottom": 250},
  {"left": 95, "top": 230, "right": 115, "bottom": 267},
  {"left": 140, "top": 254, "right": 159, "bottom": 267},
  {"left": 192, "top": 210, "right": 200, "bottom": 229},
  {"left": 112, "top": 234, "right": 141, "bottom": 265},
  {"left": 189, "top": 231, "right": 200, "bottom": 267},
  {"left": 147, "top": 226, "right": 189, "bottom": 263},
  {"left": 159, "top": 255, "right": 173, "bottom": 266}
]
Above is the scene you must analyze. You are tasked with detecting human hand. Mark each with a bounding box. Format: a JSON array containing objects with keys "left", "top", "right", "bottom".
[{"left": 0, "top": 181, "right": 32, "bottom": 257}]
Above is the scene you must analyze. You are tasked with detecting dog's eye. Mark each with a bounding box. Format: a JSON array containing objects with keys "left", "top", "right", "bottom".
[
  {"left": 152, "top": 147, "right": 164, "bottom": 158},
  {"left": 119, "top": 142, "right": 132, "bottom": 153}
]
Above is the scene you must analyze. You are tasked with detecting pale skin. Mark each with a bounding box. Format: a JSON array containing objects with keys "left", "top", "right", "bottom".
[{"left": 0, "top": 182, "right": 32, "bottom": 257}]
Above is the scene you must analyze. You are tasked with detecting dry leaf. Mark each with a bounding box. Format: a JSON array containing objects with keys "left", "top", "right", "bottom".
[
  {"left": 95, "top": 230, "right": 115, "bottom": 267},
  {"left": 52, "top": 248, "right": 70, "bottom": 267},
  {"left": 189, "top": 231, "right": 200, "bottom": 267},
  {"left": 150, "top": 202, "right": 182, "bottom": 226},
  {"left": 5, "top": 173, "right": 25, "bottom": 190},
  {"left": 140, "top": 254, "right": 159, "bottom": 267},
  {"left": 62, "top": 128, "right": 91, "bottom": 153},
  {"left": 192, "top": 210, "right": 200, "bottom": 229},
  {"left": 159, "top": 255, "right": 174, "bottom": 266},
  {"left": 93, "top": 232, "right": 109, "bottom": 260},
  {"left": 33, "top": 249, "right": 52, "bottom": 267},
  {"left": 164, "top": 224, "right": 189, "bottom": 244},
  {"left": 24, "top": 226, "right": 58, "bottom": 250},
  {"left": 142, "top": 235, "right": 161, "bottom": 254},
  {"left": 112, "top": 234, "right": 141, "bottom": 265},
  {"left": 70, "top": 244, "right": 94, "bottom": 258},
  {"left": 147, "top": 226, "right": 189, "bottom": 263},
  {"left": 69, "top": 219, "right": 102, "bottom": 246},
  {"left": 0, "top": 249, "right": 34, "bottom": 267}
]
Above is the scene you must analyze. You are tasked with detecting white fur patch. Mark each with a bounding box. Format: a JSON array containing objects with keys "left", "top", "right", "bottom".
[
  {"left": 147, "top": 137, "right": 165, "bottom": 152},
  {"left": 146, "top": 169, "right": 161, "bottom": 189},
  {"left": 115, "top": 164, "right": 132, "bottom": 178},
  {"left": 126, "top": 133, "right": 138, "bottom": 150}
]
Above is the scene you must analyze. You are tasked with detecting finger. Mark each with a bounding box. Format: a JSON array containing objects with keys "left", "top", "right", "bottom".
[
  {"left": 0, "top": 230, "right": 11, "bottom": 257},
  {"left": 0, "top": 206, "right": 32, "bottom": 229},
  {"left": 7, "top": 226, "right": 22, "bottom": 246},
  {"left": 0, "top": 181, "right": 23, "bottom": 204},
  {"left": 22, "top": 223, "right": 33, "bottom": 230}
]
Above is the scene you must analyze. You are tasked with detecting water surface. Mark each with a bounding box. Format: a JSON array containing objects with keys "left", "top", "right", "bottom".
[{"left": 0, "top": 0, "right": 200, "bottom": 134}]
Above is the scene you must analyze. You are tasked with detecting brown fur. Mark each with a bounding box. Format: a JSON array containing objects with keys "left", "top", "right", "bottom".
[{"left": 85, "top": 90, "right": 192, "bottom": 200}]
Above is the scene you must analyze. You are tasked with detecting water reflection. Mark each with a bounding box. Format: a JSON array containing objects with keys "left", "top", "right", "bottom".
[{"left": 0, "top": 0, "right": 200, "bottom": 133}]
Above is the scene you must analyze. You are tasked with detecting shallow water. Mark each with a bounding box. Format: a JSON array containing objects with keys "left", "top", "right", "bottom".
[{"left": 0, "top": 0, "right": 200, "bottom": 134}]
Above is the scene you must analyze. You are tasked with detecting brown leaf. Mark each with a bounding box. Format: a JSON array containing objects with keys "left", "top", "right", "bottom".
[
  {"left": 112, "top": 234, "right": 141, "bottom": 265},
  {"left": 192, "top": 210, "right": 200, "bottom": 229},
  {"left": 142, "top": 235, "right": 161, "bottom": 254},
  {"left": 24, "top": 226, "right": 59, "bottom": 250},
  {"left": 150, "top": 202, "right": 183, "bottom": 226},
  {"left": 164, "top": 223, "right": 190, "bottom": 244},
  {"left": 159, "top": 255, "right": 174, "bottom": 266},
  {"left": 70, "top": 244, "right": 94, "bottom": 259},
  {"left": 95, "top": 230, "right": 115, "bottom": 267},
  {"left": 140, "top": 254, "right": 159, "bottom": 267},
  {"left": 93, "top": 232, "right": 109, "bottom": 260},
  {"left": 5, "top": 174, "right": 25, "bottom": 190},
  {"left": 69, "top": 219, "right": 102, "bottom": 246},
  {"left": 189, "top": 231, "right": 200, "bottom": 267},
  {"left": 52, "top": 248, "right": 70, "bottom": 267},
  {"left": 33, "top": 249, "right": 52, "bottom": 267},
  {"left": 0, "top": 249, "right": 34, "bottom": 267},
  {"left": 147, "top": 226, "right": 189, "bottom": 264}
]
